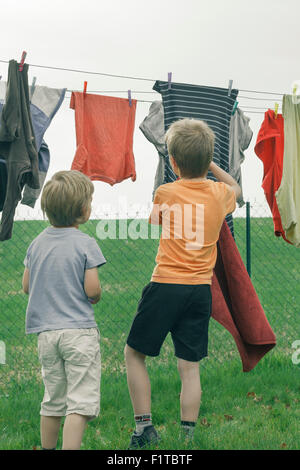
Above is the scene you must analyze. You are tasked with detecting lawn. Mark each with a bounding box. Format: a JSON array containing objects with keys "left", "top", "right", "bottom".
[{"left": 0, "top": 217, "right": 299, "bottom": 450}]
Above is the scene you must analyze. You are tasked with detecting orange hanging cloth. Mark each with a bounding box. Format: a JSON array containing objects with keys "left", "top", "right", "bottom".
[{"left": 70, "top": 92, "right": 137, "bottom": 185}]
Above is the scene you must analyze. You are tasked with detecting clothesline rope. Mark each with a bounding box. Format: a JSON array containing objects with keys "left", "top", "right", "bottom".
[
  {"left": 0, "top": 59, "right": 156, "bottom": 82},
  {"left": 61, "top": 97, "right": 271, "bottom": 113},
  {"left": 0, "top": 58, "right": 285, "bottom": 114},
  {"left": 65, "top": 89, "right": 283, "bottom": 103},
  {"left": 61, "top": 93, "right": 276, "bottom": 113},
  {"left": 0, "top": 58, "right": 286, "bottom": 97}
]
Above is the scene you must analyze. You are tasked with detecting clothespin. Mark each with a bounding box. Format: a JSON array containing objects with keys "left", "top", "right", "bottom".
[
  {"left": 83, "top": 81, "right": 87, "bottom": 95},
  {"left": 128, "top": 89, "right": 132, "bottom": 107},
  {"left": 274, "top": 103, "right": 279, "bottom": 119},
  {"left": 232, "top": 100, "right": 238, "bottom": 115},
  {"left": 31, "top": 77, "right": 37, "bottom": 98},
  {"left": 292, "top": 84, "right": 298, "bottom": 104},
  {"left": 0, "top": 76, "right": 2, "bottom": 81},
  {"left": 19, "top": 51, "right": 27, "bottom": 72},
  {"left": 168, "top": 72, "right": 172, "bottom": 90},
  {"left": 228, "top": 79, "right": 233, "bottom": 96}
]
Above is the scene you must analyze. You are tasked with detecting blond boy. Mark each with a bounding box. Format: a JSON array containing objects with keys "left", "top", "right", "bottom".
[
  {"left": 22, "top": 170, "right": 106, "bottom": 450},
  {"left": 125, "top": 118, "right": 241, "bottom": 448}
]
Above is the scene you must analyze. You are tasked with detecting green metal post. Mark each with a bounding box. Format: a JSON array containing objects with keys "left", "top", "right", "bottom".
[{"left": 246, "top": 201, "right": 251, "bottom": 277}]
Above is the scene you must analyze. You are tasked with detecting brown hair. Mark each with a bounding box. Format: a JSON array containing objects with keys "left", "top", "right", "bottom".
[
  {"left": 41, "top": 170, "right": 94, "bottom": 226},
  {"left": 165, "top": 118, "right": 215, "bottom": 178}
]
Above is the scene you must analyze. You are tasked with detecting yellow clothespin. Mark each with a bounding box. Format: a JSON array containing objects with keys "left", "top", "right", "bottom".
[
  {"left": 274, "top": 103, "right": 279, "bottom": 119},
  {"left": 292, "top": 84, "right": 298, "bottom": 104}
]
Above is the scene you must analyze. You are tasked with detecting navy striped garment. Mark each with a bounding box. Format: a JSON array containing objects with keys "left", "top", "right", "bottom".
[{"left": 153, "top": 80, "right": 239, "bottom": 237}]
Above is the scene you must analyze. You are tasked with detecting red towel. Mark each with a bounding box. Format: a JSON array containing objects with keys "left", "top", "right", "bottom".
[
  {"left": 211, "top": 220, "right": 276, "bottom": 372},
  {"left": 70, "top": 92, "right": 137, "bottom": 185}
]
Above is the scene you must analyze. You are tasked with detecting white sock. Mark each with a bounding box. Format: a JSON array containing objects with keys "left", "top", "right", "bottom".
[{"left": 134, "top": 414, "right": 152, "bottom": 435}]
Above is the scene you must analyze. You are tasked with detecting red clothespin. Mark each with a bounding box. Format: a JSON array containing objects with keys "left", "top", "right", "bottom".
[
  {"left": 168, "top": 72, "right": 172, "bottom": 90},
  {"left": 83, "top": 81, "right": 87, "bottom": 95},
  {"left": 19, "top": 51, "right": 27, "bottom": 72},
  {"left": 128, "top": 90, "right": 132, "bottom": 107}
]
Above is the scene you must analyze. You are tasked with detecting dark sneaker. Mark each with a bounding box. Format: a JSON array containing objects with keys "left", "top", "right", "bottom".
[
  {"left": 180, "top": 430, "right": 194, "bottom": 447},
  {"left": 180, "top": 427, "right": 195, "bottom": 441},
  {"left": 128, "top": 425, "right": 160, "bottom": 449}
]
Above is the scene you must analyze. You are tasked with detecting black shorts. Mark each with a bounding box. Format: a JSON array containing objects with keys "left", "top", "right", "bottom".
[{"left": 126, "top": 282, "right": 212, "bottom": 362}]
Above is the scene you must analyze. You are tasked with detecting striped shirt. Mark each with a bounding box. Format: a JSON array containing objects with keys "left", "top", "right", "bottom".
[{"left": 153, "top": 80, "right": 239, "bottom": 237}]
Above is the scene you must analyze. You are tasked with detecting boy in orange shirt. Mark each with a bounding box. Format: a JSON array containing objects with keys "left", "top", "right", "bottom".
[{"left": 124, "top": 118, "right": 242, "bottom": 449}]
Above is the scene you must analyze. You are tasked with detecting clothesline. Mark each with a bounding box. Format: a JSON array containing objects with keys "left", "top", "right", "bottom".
[
  {"left": 64, "top": 89, "right": 284, "bottom": 107},
  {"left": 60, "top": 97, "right": 270, "bottom": 114},
  {"left": 0, "top": 57, "right": 286, "bottom": 97},
  {"left": 0, "top": 57, "right": 286, "bottom": 115},
  {"left": 65, "top": 89, "right": 283, "bottom": 102},
  {"left": 61, "top": 94, "right": 277, "bottom": 114}
]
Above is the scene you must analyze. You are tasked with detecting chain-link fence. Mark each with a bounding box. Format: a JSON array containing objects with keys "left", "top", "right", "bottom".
[{"left": 0, "top": 200, "right": 299, "bottom": 395}]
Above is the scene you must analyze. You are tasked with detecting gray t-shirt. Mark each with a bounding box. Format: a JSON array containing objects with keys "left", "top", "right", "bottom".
[
  {"left": 24, "top": 226, "right": 106, "bottom": 334},
  {"left": 139, "top": 101, "right": 167, "bottom": 201},
  {"left": 229, "top": 107, "right": 253, "bottom": 207}
]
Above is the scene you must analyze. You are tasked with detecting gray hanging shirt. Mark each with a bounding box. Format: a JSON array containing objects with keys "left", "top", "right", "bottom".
[
  {"left": 229, "top": 108, "right": 253, "bottom": 207},
  {"left": 139, "top": 101, "right": 167, "bottom": 200},
  {"left": 0, "top": 60, "right": 39, "bottom": 241},
  {"left": 24, "top": 226, "right": 106, "bottom": 334}
]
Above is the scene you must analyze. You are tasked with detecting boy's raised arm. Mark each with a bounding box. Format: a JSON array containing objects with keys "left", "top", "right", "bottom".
[{"left": 209, "top": 161, "right": 242, "bottom": 201}]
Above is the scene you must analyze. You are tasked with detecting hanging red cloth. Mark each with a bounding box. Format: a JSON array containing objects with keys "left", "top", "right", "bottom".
[
  {"left": 254, "top": 109, "right": 291, "bottom": 244},
  {"left": 70, "top": 92, "right": 137, "bottom": 185},
  {"left": 212, "top": 220, "right": 276, "bottom": 372}
]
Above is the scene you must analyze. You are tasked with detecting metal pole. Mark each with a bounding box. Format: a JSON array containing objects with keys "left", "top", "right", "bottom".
[{"left": 246, "top": 201, "right": 251, "bottom": 277}]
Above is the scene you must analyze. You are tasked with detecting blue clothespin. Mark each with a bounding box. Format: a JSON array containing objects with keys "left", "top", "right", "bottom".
[
  {"left": 228, "top": 79, "right": 233, "bottom": 96},
  {"left": 31, "top": 77, "right": 37, "bottom": 97},
  {"left": 232, "top": 100, "right": 238, "bottom": 115},
  {"left": 128, "top": 90, "right": 132, "bottom": 107},
  {"left": 168, "top": 72, "right": 172, "bottom": 90}
]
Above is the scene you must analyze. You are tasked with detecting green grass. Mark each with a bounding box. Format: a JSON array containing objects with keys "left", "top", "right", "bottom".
[
  {"left": 0, "top": 217, "right": 300, "bottom": 450},
  {"left": 1, "top": 354, "right": 299, "bottom": 450}
]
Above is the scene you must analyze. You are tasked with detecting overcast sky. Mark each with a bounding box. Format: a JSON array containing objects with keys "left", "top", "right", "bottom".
[{"left": 1, "top": 0, "right": 299, "bottom": 219}]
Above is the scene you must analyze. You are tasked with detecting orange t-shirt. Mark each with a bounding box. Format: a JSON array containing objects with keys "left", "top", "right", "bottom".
[{"left": 149, "top": 179, "right": 236, "bottom": 285}]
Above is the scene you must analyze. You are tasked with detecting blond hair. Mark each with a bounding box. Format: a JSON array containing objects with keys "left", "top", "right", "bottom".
[
  {"left": 165, "top": 118, "right": 215, "bottom": 178},
  {"left": 41, "top": 171, "right": 94, "bottom": 226}
]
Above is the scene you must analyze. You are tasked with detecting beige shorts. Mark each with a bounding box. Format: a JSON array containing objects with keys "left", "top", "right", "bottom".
[{"left": 38, "top": 328, "right": 101, "bottom": 421}]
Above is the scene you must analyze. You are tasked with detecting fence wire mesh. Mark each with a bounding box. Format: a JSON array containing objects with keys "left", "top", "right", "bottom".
[{"left": 0, "top": 200, "right": 299, "bottom": 396}]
